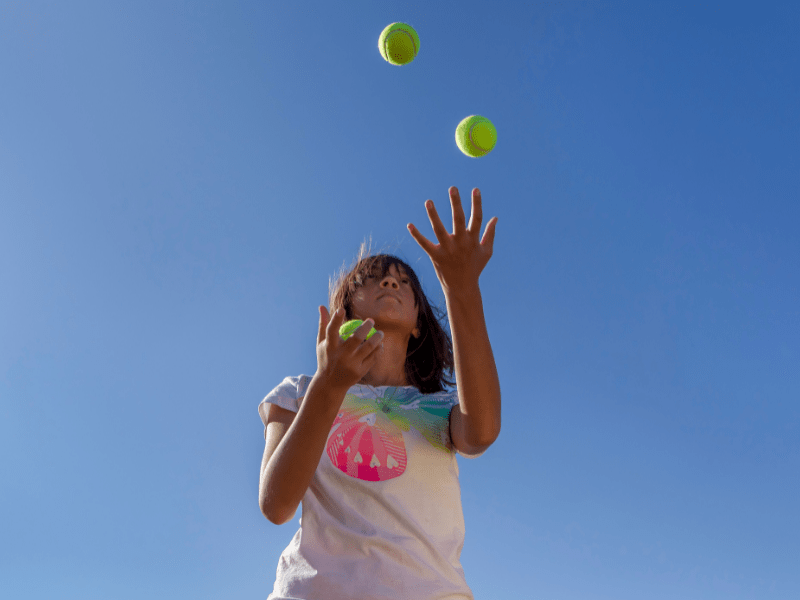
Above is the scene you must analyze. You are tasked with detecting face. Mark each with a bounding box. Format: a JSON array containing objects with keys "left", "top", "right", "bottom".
[{"left": 350, "top": 263, "right": 420, "bottom": 338}]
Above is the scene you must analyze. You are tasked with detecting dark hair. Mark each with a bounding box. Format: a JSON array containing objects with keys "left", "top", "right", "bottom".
[{"left": 328, "top": 246, "right": 454, "bottom": 394}]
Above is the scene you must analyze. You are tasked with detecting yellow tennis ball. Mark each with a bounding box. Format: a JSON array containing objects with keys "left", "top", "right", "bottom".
[
  {"left": 378, "top": 22, "right": 420, "bottom": 65},
  {"left": 339, "top": 319, "right": 378, "bottom": 341},
  {"left": 455, "top": 115, "right": 497, "bottom": 157}
]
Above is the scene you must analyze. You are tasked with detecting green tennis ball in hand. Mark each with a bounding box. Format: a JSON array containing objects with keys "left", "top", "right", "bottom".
[
  {"left": 455, "top": 115, "right": 497, "bottom": 157},
  {"left": 339, "top": 319, "right": 378, "bottom": 341},
  {"left": 378, "top": 22, "right": 420, "bottom": 65}
]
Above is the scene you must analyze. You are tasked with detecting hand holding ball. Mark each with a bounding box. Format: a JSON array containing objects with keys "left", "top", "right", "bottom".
[
  {"left": 379, "top": 23, "right": 420, "bottom": 65},
  {"left": 456, "top": 115, "right": 497, "bottom": 157},
  {"left": 339, "top": 319, "right": 378, "bottom": 341}
]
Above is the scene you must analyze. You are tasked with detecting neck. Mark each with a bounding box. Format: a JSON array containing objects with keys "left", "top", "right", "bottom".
[{"left": 358, "top": 330, "right": 410, "bottom": 387}]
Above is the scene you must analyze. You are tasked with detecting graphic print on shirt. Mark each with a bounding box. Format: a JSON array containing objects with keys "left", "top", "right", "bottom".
[{"left": 326, "top": 386, "right": 455, "bottom": 482}]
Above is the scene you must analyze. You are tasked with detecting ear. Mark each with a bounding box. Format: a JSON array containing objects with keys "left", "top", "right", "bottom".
[{"left": 412, "top": 327, "right": 420, "bottom": 338}]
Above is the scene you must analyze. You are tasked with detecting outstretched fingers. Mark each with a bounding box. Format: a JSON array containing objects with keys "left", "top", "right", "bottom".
[
  {"left": 410, "top": 188, "right": 497, "bottom": 262},
  {"left": 424, "top": 199, "right": 451, "bottom": 244},
  {"left": 467, "top": 188, "right": 483, "bottom": 236},
  {"left": 407, "top": 221, "right": 437, "bottom": 256},
  {"left": 407, "top": 196, "right": 453, "bottom": 256},
  {"left": 481, "top": 216, "right": 498, "bottom": 253},
  {"left": 449, "top": 186, "right": 467, "bottom": 233}
]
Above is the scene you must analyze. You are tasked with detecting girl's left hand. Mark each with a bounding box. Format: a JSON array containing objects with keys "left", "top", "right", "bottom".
[{"left": 408, "top": 186, "right": 498, "bottom": 294}]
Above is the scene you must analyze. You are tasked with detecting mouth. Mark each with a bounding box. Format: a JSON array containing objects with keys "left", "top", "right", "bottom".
[{"left": 378, "top": 292, "right": 401, "bottom": 303}]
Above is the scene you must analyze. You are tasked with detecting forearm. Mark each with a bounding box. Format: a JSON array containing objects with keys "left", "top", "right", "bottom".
[
  {"left": 259, "top": 376, "right": 345, "bottom": 524},
  {"left": 445, "top": 283, "right": 501, "bottom": 446}
]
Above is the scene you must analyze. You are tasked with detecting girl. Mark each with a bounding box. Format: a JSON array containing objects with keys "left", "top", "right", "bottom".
[{"left": 258, "top": 187, "right": 501, "bottom": 600}]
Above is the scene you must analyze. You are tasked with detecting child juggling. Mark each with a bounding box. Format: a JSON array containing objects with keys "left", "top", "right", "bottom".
[{"left": 258, "top": 187, "right": 501, "bottom": 600}]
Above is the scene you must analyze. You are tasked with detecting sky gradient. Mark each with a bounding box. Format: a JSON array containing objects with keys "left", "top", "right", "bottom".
[{"left": 2, "top": 1, "right": 799, "bottom": 599}]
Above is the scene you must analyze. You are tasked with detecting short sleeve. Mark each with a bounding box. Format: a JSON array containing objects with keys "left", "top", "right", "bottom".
[
  {"left": 258, "top": 374, "right": 313, "bottom": 428},
  {"left": 445, "top": 388, "right": 459, "bottom": 410}
]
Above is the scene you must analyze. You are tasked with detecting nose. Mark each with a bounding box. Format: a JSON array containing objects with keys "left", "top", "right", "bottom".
[{"left": 380, "top": 275, "right": 399, "bottom": 290}]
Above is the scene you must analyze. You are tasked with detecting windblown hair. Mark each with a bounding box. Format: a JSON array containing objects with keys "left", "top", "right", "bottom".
[{"left": 328, "top": 245, "right": 454, "bottom": 394}]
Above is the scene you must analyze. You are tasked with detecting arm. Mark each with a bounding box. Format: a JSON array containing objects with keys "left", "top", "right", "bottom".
[
  {"left": 408, "top": 186, "right": 501, "bottom": 455},
  {"left": 259, "top": 379, "right": 345, "bottom": 525},
  {"left": 446, "top": 283, "right": 501, "bottom": 454},
  {"left": 259, "top": 309, "right": 384, "bottom": 524}
]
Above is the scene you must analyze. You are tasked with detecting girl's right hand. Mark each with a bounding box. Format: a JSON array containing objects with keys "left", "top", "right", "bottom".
[{"left": 314, "top": 306, "right": 384, "bottom": 394}]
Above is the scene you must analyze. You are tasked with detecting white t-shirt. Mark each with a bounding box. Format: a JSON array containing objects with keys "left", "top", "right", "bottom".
[{"left": 259, "top": 374, "right": 476, "bottom": 600}]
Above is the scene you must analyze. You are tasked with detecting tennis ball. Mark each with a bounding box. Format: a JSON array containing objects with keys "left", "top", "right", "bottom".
[
  {"left": 339, "top": 319, "right": 378, "bottom": 341},
  {"left": 455, "top": 115, "right": 497, "bottom": 157},
  {"left": 378, "top": 22, "right": 420, "bottom": 65}
]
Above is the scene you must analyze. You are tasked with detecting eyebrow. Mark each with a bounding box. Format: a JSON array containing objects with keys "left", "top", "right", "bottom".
[{"left": 366, "top": 264, "right": 409, "bottom": 279}]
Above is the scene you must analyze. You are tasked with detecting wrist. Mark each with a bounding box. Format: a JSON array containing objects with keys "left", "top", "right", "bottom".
[
  {"left": 443, "top": 281, "right": 482, "bottom": 305},
  {"left": 311, "top": 369, "right": 352, "bottom": 398}
]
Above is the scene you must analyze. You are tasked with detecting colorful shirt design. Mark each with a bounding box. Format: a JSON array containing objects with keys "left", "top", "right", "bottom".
[
  {"left": 259, "top": 375, "right": 476, "bottom": 600},
  {"left": 325, "top": 386, "right": 454, "bottom": 482}
]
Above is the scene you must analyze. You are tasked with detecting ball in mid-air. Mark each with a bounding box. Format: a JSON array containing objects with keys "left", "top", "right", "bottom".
[
  {"left": 455, "top": 115, "right": 497, "bottom": 157},
  {"left": 378, "top": 22, "right": 420, "bottom": 65},
  {"left": 339, "top": 319, "right": 378, "bottom": 341}
]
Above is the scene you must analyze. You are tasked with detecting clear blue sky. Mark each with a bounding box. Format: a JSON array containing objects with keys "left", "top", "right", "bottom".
[{"left": 2, "top": 1, "right": 798, "bottom": 599}]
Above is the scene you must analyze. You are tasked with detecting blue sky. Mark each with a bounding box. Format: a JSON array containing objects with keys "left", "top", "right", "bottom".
[{"left": 1, "top": 1, "right": 798, "bottom": 599}]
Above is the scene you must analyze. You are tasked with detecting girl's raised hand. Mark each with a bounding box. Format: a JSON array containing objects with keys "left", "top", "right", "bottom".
[
  {"left": 407, "top": 186, "right": 498, "bottom": 294},
  {"left": 314, "top": 306, "right": 384, "bottom": 394}
]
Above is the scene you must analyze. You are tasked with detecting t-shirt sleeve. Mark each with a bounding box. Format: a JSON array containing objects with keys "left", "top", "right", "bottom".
[
  {"left": 258, "top": 374, "right": 313, "bottom": 428},
  {"left": 445, "top": 389, "right": 460, "bottom": 412}
]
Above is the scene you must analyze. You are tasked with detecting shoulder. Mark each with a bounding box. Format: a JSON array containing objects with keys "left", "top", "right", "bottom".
[
  {"left": 258, "top": 374, "right": 313, "bottom": 423},
  {"left": 434, "top": 386, "right": 460, "bottom": 408},
  {"left": 269, "top": 374, "right": 313, "bottom": 397}
]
